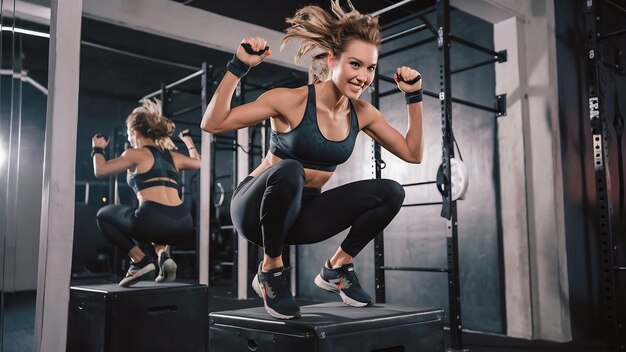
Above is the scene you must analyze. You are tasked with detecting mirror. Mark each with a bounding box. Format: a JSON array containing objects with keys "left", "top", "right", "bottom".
[{"left": 1, "top": 3, "right": 50, "bottom": 351}]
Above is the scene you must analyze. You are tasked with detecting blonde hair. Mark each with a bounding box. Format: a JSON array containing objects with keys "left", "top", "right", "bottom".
[
  {"left": 126, "top": 98, "right": 176, "bottom": 150},
  {"left": 281, "top": 0, "right": 381, "bottom": 83}
]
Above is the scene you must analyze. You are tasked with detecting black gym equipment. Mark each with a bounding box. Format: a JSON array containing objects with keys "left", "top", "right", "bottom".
[
  {"left": 209, "top": 302, "right": 444, "bottom": 351},
  {"left": 67, "top": 282, "right": 208, "bottom": 352},
  {"left": 369, "top": 0, "right": 507, "bottom": 351},
  {"left": 583, "top": 0, "right": 626, "bottom": 349}
]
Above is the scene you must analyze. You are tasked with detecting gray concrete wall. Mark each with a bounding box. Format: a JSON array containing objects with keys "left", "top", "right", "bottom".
[{"left": 456, "top": 0, "right": 572, "bottom": 341}]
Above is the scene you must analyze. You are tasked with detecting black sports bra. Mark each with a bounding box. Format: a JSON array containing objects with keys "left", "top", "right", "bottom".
[
  {"left": 126, "top": 146, "right": 180, "bottom": 193},
  {"left": 269, "top": 84, "right": 360, "bottom": 172}
]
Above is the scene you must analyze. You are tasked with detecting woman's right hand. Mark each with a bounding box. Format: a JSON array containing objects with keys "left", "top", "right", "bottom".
[
  {"left": 236, "top": 37, "right": 271, "bottom": 67},
  {"left": 92, "top": 134, "right": 109, "bottom": 148},
  {"left": 178, "top": 129, "right": 193, "bottom": 146}
]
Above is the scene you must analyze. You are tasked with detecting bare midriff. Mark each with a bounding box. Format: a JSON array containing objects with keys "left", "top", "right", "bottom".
[
  {"left": 249, "top": 151, "right": 333, "bottom": 190},
  {"left": 136, "top": 179, "right": 183, "bottom": 206}
]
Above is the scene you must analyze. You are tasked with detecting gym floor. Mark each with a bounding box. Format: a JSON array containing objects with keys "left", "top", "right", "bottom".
[{"left": 2, "top": 284, "right": 606, "bottom": 352}]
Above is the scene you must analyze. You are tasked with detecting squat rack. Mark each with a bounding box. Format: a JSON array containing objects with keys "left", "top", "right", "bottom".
[
  {"left": 584, "top": 0, "right": 625, "bottom": 350},
  {"left": 369, "top": 0, "right": 506, "bottom": 351}
]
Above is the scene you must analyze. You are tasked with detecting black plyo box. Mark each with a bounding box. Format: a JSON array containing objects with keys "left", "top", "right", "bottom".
[
  {"left": 67, "top": 282, "right": 208, "bottom": 352},
  {"left": 209, "top": 302, "right": 444, "bottom": 352}
]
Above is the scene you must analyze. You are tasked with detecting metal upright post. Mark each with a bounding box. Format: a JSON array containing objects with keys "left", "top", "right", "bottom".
[
  {"left": 160, "top": 83, "right": 169, "bottom": 115},
  {"left": 370, "top": 71, "right": 386, "bottom": 303},
  {"left": 437, "top": 0, "right": 466, "bottom": 350},
  {"left": 584, "top": 1, "right": 622, "bottom": 349},
  {"left": 199, "top": 62, "right": 213, "bottom": 285},
  {"left": 235, "top": 81, "right": 249, "bottom": 299}
]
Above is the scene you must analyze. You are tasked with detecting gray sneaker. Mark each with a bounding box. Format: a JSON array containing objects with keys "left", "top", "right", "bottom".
[
  {"left": 155, "top": 252, "right": 177, "bottom": 283},
  {"left": 119, "top": 257, "right": 155, "bottom": 287},
  {"left": 314, "top": 262, "right": 372, "bottom": 307},
  {"left": 252, "top": 263, "right": 301, "bottom": 320}
]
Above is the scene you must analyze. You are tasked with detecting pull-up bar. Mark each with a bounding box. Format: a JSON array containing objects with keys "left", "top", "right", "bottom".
[
  {"left": 377, "top": 74, "right": 505, "bottom": 115},
  {"left": 604, "top": 0, "right": 626, "bottom": 16},
  {"left": 372, "top": 0, "right": 418, "bottom": 17},
  {"left": 598, "top": 28, "right": 626, "bottom": 41},
  {"left": 449, "top": 34, "right": 505, "bottom": 59},
  {"left": 142, "top": 69, "right": 206, "bottom": 100},
  {"left": 382, "top": 24, "right": 429, "bottom": 44},
  {"left": 381, "top": 5, "right": 437, "bottom": 31},
  {"left": 0, "top": 69, "right": 48, "bottom": 95}
]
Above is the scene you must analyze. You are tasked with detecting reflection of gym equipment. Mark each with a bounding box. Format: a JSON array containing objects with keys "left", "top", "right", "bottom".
[
  {"left": 369, "top": 1, "right": 506, "bottom": 350},
  {"left": 68, "top": 282, "right": 208, "bottom": 352},
  {"left": 137, "top": 57, "right": 305, "bottom": 289}
]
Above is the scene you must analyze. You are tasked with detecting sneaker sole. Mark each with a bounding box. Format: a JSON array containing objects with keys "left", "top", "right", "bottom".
[
  {"left": 252, "top": 274, "right": 301, "bottom": 320},
  {"left": 314, "top": 274, "right": 371, "bottom": 307},
  {"left": 155, "top": 258, "right": 177, "bottom": 283},
  {"left": 119, "top": 263, "right": 156, "bottom": 287}
]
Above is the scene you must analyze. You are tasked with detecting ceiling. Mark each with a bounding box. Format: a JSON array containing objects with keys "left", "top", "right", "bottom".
[
  {"left": 12, "top": 0, "right": 436, "bottom": 127},
  {"left": 72, "top": 0, "right": 435, "bottom": 105},
  {"left": 170, "top": 0, "right": 435, "bottom": 31}
]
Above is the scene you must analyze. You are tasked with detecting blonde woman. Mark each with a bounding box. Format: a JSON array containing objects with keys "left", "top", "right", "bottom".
[
  {"left": 202, "top": 0, "right": 424, "bottom": 319},
  {"left": 93, "top": 99, "right": 201, "bottom": 287}
]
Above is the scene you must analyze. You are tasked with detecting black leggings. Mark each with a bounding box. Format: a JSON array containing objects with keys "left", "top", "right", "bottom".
[
  {"left": 96, "top": 201, "right": 193, "bottom": 254},
  {"left": 230, "top": 160, "right": 405, "bottom": 258}
]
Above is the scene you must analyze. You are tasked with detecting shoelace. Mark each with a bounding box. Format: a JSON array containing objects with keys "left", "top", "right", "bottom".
[
  {"left": 341, "top": 267, "right": 360, "bottom": 287},
  {"left": 267, "top": 267, "right": 292, "bottom": 297}
]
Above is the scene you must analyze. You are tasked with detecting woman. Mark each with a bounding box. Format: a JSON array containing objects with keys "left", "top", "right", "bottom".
[
  {"left": 93, "top": 98, "right": 201, "bottom": 287},
  {"left": 201, "top": 0, "right": 423, "bottom": 319}
]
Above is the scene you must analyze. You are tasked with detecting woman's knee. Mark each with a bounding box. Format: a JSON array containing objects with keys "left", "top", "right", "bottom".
[
  {"left": 96, "top": 205, "right": 117, "bottom": 223},
  {"left": 379, "top": 179, "right": 406, "bottom": 208},
  {"left": 269, "top": 159, "right": 305, "bottom": 189}
]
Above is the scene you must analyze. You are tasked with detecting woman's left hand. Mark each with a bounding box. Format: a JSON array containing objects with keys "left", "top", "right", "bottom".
[
  {"left": 178, "top": 129, "right": 193, "bottom": 144},
  {"left": 393, "top": 66, "right": 422, "bottom": 93},
  {"left": 92, "top": 134, "right": 109, "bottom": 148}
]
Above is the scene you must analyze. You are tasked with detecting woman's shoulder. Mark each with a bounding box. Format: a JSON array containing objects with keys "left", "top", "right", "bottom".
[
  {"left": 351, "top": 98, "right": 379, "bottom": 115},
  {"left": 350, "top": 98, "right": 382, "bottom": 128},
  {"left": 122, "top": 147, "right": 153, "bottom": 160},
  {"left": 262, "top": 85, "right": 308, "bottom": 102}
]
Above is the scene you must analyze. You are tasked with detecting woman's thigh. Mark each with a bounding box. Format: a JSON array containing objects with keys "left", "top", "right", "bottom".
[{"left": 285, "top": 179, "right": 400, "bottom": 245}]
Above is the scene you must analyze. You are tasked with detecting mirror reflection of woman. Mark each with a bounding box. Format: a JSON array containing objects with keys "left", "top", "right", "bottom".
[{"left": 92, "top": 99, "right": 201, "bottom": 287}]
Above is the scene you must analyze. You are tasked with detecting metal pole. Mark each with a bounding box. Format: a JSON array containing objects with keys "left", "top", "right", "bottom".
[
  {"left": 235, "top": 80, "right": 249, "bottom": 300},
  {"left": 438, "top": 0, "right": 466, "bottom": 350},
  {"left": 199, "top": 62, "right": 213, "bottom": 285},
  {"left": 381, "top": 24, "right": 428, "bottom": 44},
  {"left": 81, "top": 41, "right": 200, "bottom": 71},
  {"left": 372, "top": 0, "right": 417, "bottom": 17},
  {"left": 143, "top": 70, "right": 204, "bottom": 100},
  {"left": 370, "top": 70, "right": 386, "bottom": 304}
]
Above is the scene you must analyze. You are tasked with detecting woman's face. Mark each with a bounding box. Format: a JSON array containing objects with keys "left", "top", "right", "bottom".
[
  {"left": 126, "top": 126, "right": 137, "bottom": 148},
  {"left": 330, "top": 39, "right": 378, "bottom": 99}
]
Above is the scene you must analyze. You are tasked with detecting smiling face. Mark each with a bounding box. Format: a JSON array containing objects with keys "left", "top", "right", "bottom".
[{"left": 330, "top": 39, "right": 378, "bottom": 99}]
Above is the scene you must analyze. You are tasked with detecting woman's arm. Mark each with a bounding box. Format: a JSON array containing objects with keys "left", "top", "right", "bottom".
[
  {"left": 201, "top": 37, "right": 276, "bottom": 134},
  {"left": 91, "top": 134, "right": 138, "bottom": 177},
  {"left": 172, "top": 129, "right": 201, "bottom": 170},
  {"left": 362, "top": 66, "right": 424, "bottom": 164}
]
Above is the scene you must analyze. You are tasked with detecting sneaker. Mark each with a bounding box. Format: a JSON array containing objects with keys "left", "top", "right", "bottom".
[
  {"left": 251, "top": 263, "right": 301, "bottom": 320},
  {"left": 155, "top": 252, "right": 177, "bottom": 283},
  {"left": 119, "top": 256, "right": 156, "bottom": 287},
  {"left": 314, "top": 262, "right": 372, "bottom": 307}
]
